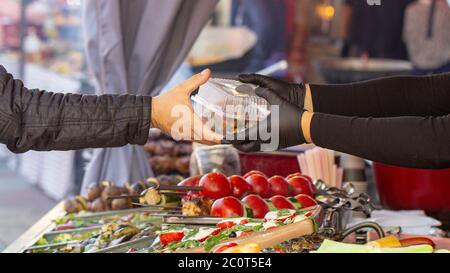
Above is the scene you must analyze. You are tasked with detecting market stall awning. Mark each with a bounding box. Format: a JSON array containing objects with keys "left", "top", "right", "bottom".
[{"left": 81, "top": 0, "right": 218, "bottom": 191}]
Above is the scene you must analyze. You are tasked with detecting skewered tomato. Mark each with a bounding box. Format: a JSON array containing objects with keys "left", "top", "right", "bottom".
[
  {"left": 287, "top": 173, "right": 312, "bottom": 182},
  {"left": 211, "top": 196, "right": 245, "bottom": 218},
  {"left": 177, "top": 175, "right": 201, "bottom": 187},
  {"left": 199, "top": 173, "right": 232, "bottom": 199},
  {"left": 287, "top": 176, "right": 314, "bottom": 197},
  {"left": 268, "top": 176, "right": 290, "bottom": 196},
  {"left": 270, "top": 195, "right": 296, "bottom": 210},
  {"left": 245, "top": 174, "right": 271, "bottom": 198},
  {"left": 294, "top": 194, "right": 317, "bottom": 208},
  {"left": 159, "top": 231, "right": 185, "bottom": 246},
  {"left": 241, "top": 194, "right": 270, "bottom": 219},
  {"left": 286, "top": 172, "right": 302, "bottom": 180},
  {"left": 228, "top": 175, "right": 253, "bottom": 198},
  {"left": 243, "top": 170, "right": 267, "bottom": 179}
]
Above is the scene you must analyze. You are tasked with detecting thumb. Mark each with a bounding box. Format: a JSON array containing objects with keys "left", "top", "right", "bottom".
[{"left": 180, "top": 68, "right": 211, "bottom": 94}]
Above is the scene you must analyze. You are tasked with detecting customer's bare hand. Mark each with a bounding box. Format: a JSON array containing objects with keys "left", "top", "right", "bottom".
[{"left": 151, "top": 69, "right": 222, "bottom": 145}]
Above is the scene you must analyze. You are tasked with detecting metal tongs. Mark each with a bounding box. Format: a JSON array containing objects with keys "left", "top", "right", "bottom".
[{"left": 314, "top": 180, "right": 385, "bottom": 242}]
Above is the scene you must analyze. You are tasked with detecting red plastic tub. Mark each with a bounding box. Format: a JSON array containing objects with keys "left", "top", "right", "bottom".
[{"left": 373, "top": 162, "right": 450, "bottom": 210}]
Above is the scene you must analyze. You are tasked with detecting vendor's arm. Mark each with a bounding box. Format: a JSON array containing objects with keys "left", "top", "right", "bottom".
[
  {"left": 240, "top": 73, "right": 450, "bottom": 117},
  {"left": 310, "top": 72, "right": 450, "bottom": 117},
  {"left": 309, "top": 112, "right": 450, "bottom": 169},
  {"left": 0, "top": 66, "right": 219, "bottom": 153},
  {"left": 226, "top": 84, "right": 450, "bottom": 170}
]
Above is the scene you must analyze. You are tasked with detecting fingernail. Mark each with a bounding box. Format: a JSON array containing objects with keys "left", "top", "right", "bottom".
[{"left": 201, "top": 69, "right": 209, "bottom": 75}]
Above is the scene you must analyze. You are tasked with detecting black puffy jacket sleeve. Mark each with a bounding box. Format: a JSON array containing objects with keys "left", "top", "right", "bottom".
[{"left": 0, "top": 65, "right": 151, "bottom": 153}]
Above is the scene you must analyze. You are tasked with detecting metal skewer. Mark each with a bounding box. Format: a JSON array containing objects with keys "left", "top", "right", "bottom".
[{"left": 131, "top": 203, "right": 182, "bottom": 210}]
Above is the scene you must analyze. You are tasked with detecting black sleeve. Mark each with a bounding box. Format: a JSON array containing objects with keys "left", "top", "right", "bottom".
[
  {"left": 311, "top": 112, "right": 450, "bottom": 169},
  {"left": 309, "top": 73, "right": 450, "bottom": 117},
  {"left": 0, "top": 67, "right": 151, "bottom": 153}
]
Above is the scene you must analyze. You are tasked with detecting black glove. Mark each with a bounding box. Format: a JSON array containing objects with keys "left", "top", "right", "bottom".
[
  {"left": 239, "top": 74, "right": 306, "bottom": 108},
  {"left": 222, "top": 87, "right": 305, "bottom": 152}
]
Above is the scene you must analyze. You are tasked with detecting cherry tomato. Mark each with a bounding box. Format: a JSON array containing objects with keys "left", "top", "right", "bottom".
[
  {"left": 268, "top": 176, "right": 290, "bottom": 197},
  {"left": 245, "top": 174, "right": 271, "bottom": 198},
  {"left": 287, "top": 176, "right": 314, "bottom": 197},
  {"left": 199, "top": 173, "right": 232, "bottom": 199},
  {"left": 243, "top": 170, "right": 267, "bottom": 179},
  {"left": 285, "top": 172, "right": 302, "bottom": 180},
  {"left": 159, "top": 231, "right": 185, "bottom": 246},
  {"left": 177, "top": 175, "right": 201, "bottom": 188},
  {"left": 294, "top": 194, "right": 317, "bottom": 208},
  {"left": 211, "top": 196, "right": 245, "bottom": 218},
  {"left": 228, "top": 175, "right": 253, "bottom": 198},
  {"left": 242, "top": 194, "right": 270, "bottom": 219},
  {"left": 270, "top": 195, "right": 296, "bottom": 210}
]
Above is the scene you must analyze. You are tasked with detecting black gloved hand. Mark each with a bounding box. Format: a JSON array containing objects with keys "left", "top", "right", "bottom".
[
  {"left": 222, "top": 87, "right": 305, "bottom": 152},
  {"left": 239, "top": 74, "right": 306, "bottom": 108}
]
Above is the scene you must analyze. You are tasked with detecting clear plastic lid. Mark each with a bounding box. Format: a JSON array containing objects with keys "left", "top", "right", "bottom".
[{"left": 191, "top": 78, "right": 270, "bottom": 135}]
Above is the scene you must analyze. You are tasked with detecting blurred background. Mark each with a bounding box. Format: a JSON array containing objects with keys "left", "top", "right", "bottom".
[{"left": 1, "top": 0, "right": 450, "bottom": 251}]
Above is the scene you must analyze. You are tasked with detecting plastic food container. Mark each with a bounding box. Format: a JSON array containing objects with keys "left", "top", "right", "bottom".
[
  {"left": 191, "top": 78, "right": 270, "bottom": 136},
  {"left": 190, "top": 144, "right": 241, "bottom": 176}
]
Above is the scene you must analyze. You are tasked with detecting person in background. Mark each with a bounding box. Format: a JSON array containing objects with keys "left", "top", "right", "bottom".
[
  {"left": 0, "top": 65, "right": 220, "bottom": 153},
  {"left": 403, "top": 0, "right": 450, "bottom": 75},
  {"left": 341, "top": 0, "right": 413, "bottom": 59},
  {"left": 231, "top": 0, "right": 287, "bottom": 72}
]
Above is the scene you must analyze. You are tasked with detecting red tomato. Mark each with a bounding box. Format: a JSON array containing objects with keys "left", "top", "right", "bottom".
[
  {"left": 159, "top": 231, "right": 185, "bottom": 246},
  {"left": 216, "top": 219, "right": 249, "bottom": 229},
  {"left": 214, "top": 243, "right": 238, "bottom": 253},
  {"left": 295, "top": 194, "right": 317, "bottom": 208},
  {"left": 243, "top": 170, "right": 267, "bottom": 179},
  {"left": 268, "top": 176, "right": 290, "bottom": 196},
  {"left": 285, "top": 172, "right": 302, "bottom": 180},
  {"left": 245, "top": 174, "right": 271, "bottom": 198},
  {"left": 177, "top": 176, "right": 201, "bottom": 187},
  {"left": 241, "top": 194, "right": 270, "bottom": 219},
  {"left": 287, "top": 176, "right": 314, "bottom": 197},
  {"left": 228, "top": 175, "right": 253, "bottom": 198},
  {"left": 199, "top": 173, "right": 232, "bottom": 199},
  {"left": 270, "top": 195, "right": 296, "bottom": 210},
  {"left": 211, "top": 197, "right": 245, "bottom": 218}
]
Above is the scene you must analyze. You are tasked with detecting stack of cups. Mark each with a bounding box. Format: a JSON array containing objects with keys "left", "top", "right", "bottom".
[{"left": 341, "top": 154, "right": 368, "bottom": 219}]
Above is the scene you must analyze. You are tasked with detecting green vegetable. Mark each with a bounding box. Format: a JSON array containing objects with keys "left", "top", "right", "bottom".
[
  {"left": 204, "top": 233, "right": 229, "bottom": 252},
  {"left": 183, "top": 228, "right": 200, "bottom": 240},
  {"left": 203, "top": 223, "right": 264, "bottom": 252},
  {"left": 35, "top": 237, "right": 49, "bottom": 246},
  {"left": 165, "top": 240, "right": 201, "bottom": 251},
  {"left": 277, "top": 209, "right": 293, "bottom": 217}
]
